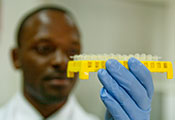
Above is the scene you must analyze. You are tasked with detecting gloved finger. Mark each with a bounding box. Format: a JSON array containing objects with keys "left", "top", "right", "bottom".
[
  {"left": 98, "top": 69, "right": 151, "bottom": 120},
  {"left": 100, "top": 88, "right": 130, "bottom": 120},
  {"left": 105, "top": 59, "right": 151, "bottom": 110},
  {"left": 105, "top": 110, "right": 113, "bottom": 120},
  {"left": 128, "top": 57, "right": 154, "bottom": 99}
]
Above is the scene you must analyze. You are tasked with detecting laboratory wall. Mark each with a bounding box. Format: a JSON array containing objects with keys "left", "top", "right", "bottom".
[
  {"left": 0, "top": 0, "right": 174, "bottom": 120},
  {"left": 0, "top": 0, "right": 1, "bottom": 39}
]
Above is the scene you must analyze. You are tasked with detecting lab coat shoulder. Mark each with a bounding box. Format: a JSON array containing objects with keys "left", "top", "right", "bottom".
[
  {"left": 0, "top": 95, "right": 17, "bottom": 120},
  {"left": 73, "top": 107, "right": 100, "bottom": 120},
  {"left": 0, "top": 104, "right": 8, "bottom": 119},
  {"left": 57, "top": 95, "right": 100, "bottom": 120},
  {"left": 0, "top": 93, "right": 38, "bottom": 120},
  {"left": 71, "top": 97, "right": 100, "bottom": 120}
]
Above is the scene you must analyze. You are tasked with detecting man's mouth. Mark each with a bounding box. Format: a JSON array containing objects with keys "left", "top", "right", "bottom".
[
  {"left": 43, "top": 74, "right": 71, "bottom": 86},
  {"left": 47, "top": 79, "right": 70, "bottom": 86}
]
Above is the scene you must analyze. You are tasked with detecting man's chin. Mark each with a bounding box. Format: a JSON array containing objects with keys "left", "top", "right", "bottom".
[
  {"left": 39, "top": 88, "right": 70, "bottom": 105},
  {"left": 40, "top": 94, "right": 68, "bottom": 105},
  {"left": 25, "top": 86, "right": 69, "bottom": 105}
]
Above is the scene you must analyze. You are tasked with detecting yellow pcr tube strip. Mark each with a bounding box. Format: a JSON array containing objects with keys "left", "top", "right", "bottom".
[{"left": 67, "top": 60, "right": 173, "bottom": 80}]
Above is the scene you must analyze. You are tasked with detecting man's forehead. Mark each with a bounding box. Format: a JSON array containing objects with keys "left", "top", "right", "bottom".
[
  {"left": 38, "top": 12, "right": 50, "bottom": 24},
  {"left": 19, "top": 9, "right": 80, "bottom": 46},
  {"left": 23, "top": 10, "right": 75, "bottom": 29}
]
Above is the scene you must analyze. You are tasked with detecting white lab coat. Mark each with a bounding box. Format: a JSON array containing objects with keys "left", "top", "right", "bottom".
[{"left": 0, "top": 92, "right": 100, "bottom": 120}]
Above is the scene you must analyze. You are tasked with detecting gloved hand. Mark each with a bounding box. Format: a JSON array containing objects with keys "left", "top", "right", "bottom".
[{"left": 97, "top": 58, "right": 154, "bottom": 120}]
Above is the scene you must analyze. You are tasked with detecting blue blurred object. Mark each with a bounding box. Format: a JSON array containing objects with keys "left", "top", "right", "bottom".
[{"left": 98, "top": 58, "right": 154, "bottom": 120}]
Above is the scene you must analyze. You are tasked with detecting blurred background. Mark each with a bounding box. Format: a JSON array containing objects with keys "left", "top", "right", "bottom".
[{"left": 0, "top": 0, "right": 174, "bottom": 120}]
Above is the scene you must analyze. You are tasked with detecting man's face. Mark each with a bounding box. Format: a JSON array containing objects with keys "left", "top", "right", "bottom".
[{"left": 12, "top": 10, "right": 81, "bottom": 104}]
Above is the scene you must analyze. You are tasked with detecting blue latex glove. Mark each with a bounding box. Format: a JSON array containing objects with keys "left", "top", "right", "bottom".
[{"left": 97, "top": 58, "right": 154, "bottom": 120}]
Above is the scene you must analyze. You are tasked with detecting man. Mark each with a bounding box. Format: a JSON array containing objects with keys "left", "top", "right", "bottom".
[
  {"left": 0, "top": 7, "right": 99, "bottom": 120},
  {"left": 0, "top": 6, "right": 154, "bottom": 120}
]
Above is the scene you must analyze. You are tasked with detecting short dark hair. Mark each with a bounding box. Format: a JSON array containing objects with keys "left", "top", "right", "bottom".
[{"left": 16, "top": 6, "right": 75, "bottom": 47}]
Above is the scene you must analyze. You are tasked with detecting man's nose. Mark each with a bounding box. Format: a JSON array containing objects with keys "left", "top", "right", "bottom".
[{"left": 51, "top": 50, "right": 69, "bottom": 71}]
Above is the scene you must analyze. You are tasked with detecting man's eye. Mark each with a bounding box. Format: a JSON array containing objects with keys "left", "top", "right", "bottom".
[
  {"left": 34, "top": 45, "right": 55, "bottom": 55},
  {"left": 67, "top": 49, "right": 80, "bottom": 57}
]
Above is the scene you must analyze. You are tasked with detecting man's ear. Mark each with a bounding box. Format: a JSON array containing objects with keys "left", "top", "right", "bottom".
[{"left": 11, "top": 48, "right": 21, "bottom": 69}]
